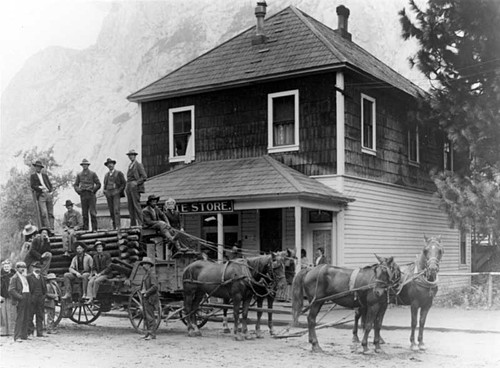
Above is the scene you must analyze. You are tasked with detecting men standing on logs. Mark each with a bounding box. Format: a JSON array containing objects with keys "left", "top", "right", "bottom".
[
  {"left": 103, "top": 158, "right": 126, "bottom": 230},
  {"left": 125, "top": 149, "right": 147, "bottom": 226},
  {"left": 74, "top": 159, "right": 101, "bottom": 232},
  {"left": 62, "top": 200, "right": 83, "bottom": 257},
  {"left": 30, "top": 160, "right": 54, "bottom": 231}
]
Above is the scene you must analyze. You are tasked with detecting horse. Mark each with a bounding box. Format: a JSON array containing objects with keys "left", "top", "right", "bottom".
[
  {"left": 292, "top": 255, "right": 398, "bottom": 353},
  {"left": 353, "top": 236, "right": 444, "bottom": 351},
  {"left": 182, "top": 252, "right": 286, "bottom": 341}
]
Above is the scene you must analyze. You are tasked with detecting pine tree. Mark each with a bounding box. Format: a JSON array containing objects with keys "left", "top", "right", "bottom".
[{"left": 400, "top": 0, "right": 500, "bottom": 245}]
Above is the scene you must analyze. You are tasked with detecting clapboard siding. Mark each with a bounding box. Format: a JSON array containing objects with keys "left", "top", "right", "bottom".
[
  {"left": 241, "top": 210, "right": 258, "bottom": 254},
  {"left": 342, "top": 177, "right": 470, "bottom": 290}
]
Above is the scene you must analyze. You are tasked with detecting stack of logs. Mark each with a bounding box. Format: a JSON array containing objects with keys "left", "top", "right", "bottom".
[{"left": 48, "top": 227, "right": 145, "bottom": 276}]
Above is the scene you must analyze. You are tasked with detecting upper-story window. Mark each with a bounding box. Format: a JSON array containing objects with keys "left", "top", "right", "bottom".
[
  {"left": 443, "top": 140, "right": 453, "bottom": 171},
  {"left": 408, "top": 125, "right": 420, "bottom": 164},
  {"left": 361, "top": 94, "right": 376, "bottom": 155},
  {"left": 169, "top": 105, "right": 195, "bottom": 163},
  {"left": 268, "top": 90, "right": 299, "bottom": 153}
]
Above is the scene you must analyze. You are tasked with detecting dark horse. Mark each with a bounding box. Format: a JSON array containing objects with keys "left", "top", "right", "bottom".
[
  {"left": 353, "top": 235, "right": 444, "bottom": 351},
  {"left": 182, "top": 252, "right": 286, "bottom": 340},
  {"left": 292, "top": 256, "right": 398, "bottom": 353}
]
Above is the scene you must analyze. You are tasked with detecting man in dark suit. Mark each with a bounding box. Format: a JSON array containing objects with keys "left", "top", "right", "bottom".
[
  {"left": 314, "top": 247, "right": 328, "bottom": 266},
  {"left": 125, "top": 149, "right": 147, "bottom": 226},
  {"left": 86, "top": 240, "right": 112, "bottom": 304},
  {"left": 29, "top": 160, "right": 54, "bottom": 230},
  {"left": 142, "top": 195, "right": 174, "bottom": 243},
  {"left": 74, "top": 158, "right": 101, "bottom": 231},
  {"left": 103, "top": 158, "right": 126, "bottom": 230},
  {"left": 139, "top": 257, "right": 159, "bottom": 340},
  {"left": 24, "top": 228, "right": 52, "bottom": 275},
  {"left": 27, "top": 262, "right": 47, "bottom": 337},
  {"left": 8, "top": 262, "right": 31, "bottom": 342}
]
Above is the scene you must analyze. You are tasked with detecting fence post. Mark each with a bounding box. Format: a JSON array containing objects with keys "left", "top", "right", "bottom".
[{"left": 487, "top": 273, "right": 493, "bottom": 308}]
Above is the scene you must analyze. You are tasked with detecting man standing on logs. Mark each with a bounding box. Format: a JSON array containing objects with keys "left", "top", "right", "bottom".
[
  {"left": 103, "top": 158, "right": 126, "bottom": 230},
  {"left": 30, "top": 160, "right": 54, "bottom": 231},
  {"left": 125, "top": 149, "right": 147, "bottom": 227},
  {"left": 74, "top": 159, "right": 101, "bottom": 232},
  {"left": 62, "top": 200, "right": 83, "bottom": 257}
]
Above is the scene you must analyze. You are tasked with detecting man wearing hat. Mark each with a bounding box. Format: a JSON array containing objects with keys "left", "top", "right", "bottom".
[
  {"left": 62, "top": 200, "right": 84, "bottom": 257},
  {"left": 27, "top": 261, "right": 47, "bottom": 337},
  {"left": 20, "top": 224, "right": 38, "bottom": 261},
  {"left": 62, "top": 242, "right": 93, "bottom": 300},
  {"left": 125, "top": 149, "right": 147, "bottom": 226},
  {"left": 139, "top": 257, "right": 158, "bottom": 340},
  {"left": 8, "top": 261, "right": 30, "bottom": 342},
  {"left": 86, "top": 240, "right": 111, "bottom": 304},
  {"left": 44, "top": 273, "right": 59, "bottom": 334},
  {"left": 103, "top": 158, "right": 126, "bottom": 230},
  {"left": 142, "top": 195, "right": 175, "bottom": 251},
  {"left": 74, "top": 159, "right": 101, "bottom": 231},
  {"left": 25, "top": 228, "right": 52, "bottom": 275},
  {"left": 29, "top": 160, "right": 54, "bottom": 230}
]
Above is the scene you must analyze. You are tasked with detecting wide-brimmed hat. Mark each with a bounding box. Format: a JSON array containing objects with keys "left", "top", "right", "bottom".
[
  {"left": 95, "top": 240, "right": 105, "bottom": 248},
  {"left": 126, "top": 149, "right": 138, "bottom": 156},
  {"left": 104, "top": 158, "right": 116, "bottom": 167},
  {"left": 31, "top": 261, "right": 42, "bottom": 269},
  {"left": 74, "top": 242, "right": 87, "bottom": 251},
  {"left": 46, "top": 273, "right": 57, "bottom": 280},
  {"left": 22, "top": 224, "right": 38, "bottom": 236},
  {"left": 147, "top": 194, "right": 160, "bottom": 204},
  {"left": 32, "top": 160, "right": 44, "bottom": 168},
  {"left": 64, "top": 199, "right": 75, "bottom": 207},
  {"left": 140, "top": 257, "right": 154, "bottom": 266},
  {"left": 80, "top": 158, "right": 91, "bottom": 166},
  {"left": 15, "top": 261, "right": 27, "bottom": 269},
  {"left": 1, "top": 259, "right": 12, "bottom": 266},
  {"left": 39, "top": 227, "right": 52, "bottom": 236}
]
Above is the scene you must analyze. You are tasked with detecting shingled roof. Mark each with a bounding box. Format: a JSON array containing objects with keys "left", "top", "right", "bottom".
[
  {"left": 141, "top": 155, "right": 353, "bottom": 204},
  {"left": 128, "top": 5, "right": 423, "bottom": 102}
]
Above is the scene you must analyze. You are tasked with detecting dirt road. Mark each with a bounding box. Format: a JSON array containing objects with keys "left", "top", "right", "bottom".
[{"left": 1, "top": 309, "right": 499, "bottom": 368}]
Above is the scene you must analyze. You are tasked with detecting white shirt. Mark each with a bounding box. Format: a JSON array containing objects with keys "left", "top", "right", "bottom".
[
  {"left": 37, "top": 172, "right": 49, "bottom": 191},
  {"left": 19, "top": 273, "right": 30, "bottom": 292}
]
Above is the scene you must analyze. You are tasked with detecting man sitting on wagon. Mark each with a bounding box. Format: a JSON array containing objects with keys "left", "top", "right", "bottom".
[{"left": 62, "top": 242, "right": 93, "bottom": 300}]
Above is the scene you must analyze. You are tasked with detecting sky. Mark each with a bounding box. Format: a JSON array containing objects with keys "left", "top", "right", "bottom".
[{"left": 0, "top": 0, "right": 111, "bottom": 92}]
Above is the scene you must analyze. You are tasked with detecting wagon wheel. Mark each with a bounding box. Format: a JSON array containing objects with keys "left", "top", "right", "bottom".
[
  {"left": 68, "top": 300, "right": 102, "bottom": 324},
  {"left": 51, "top": 283, "right": 64, "bottom": 327},
  {"left": 128, "top": 289, "right": 162, "bottom": 334},
  {"left": 179, "top": 305, "right": 213, "bottom": 329}
]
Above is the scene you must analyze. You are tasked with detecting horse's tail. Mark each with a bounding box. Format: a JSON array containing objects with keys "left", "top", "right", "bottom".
[{"left": 291, "top": 268, "right": 309, "bottom": 326}]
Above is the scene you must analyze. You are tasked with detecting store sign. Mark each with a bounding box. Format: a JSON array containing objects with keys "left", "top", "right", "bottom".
[{"left": 178, "top": 200, "right": 234, "bottom": 214}]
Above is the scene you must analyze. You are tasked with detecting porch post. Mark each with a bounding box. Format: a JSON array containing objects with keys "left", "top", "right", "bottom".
[
  {"left": 295, "top": 205, "right": 302, "bottom": 272},
  {"left": 217, "top": 212, "right": 224, "bottom": 263},
  {"left": 336, "top": 71, "right": 345, "bottom": 192},
  {"left": 336, "top": 210, "right": 345, "bottom": 266}
]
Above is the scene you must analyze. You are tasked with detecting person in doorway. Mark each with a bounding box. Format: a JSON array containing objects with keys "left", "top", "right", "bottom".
[
  {"left": 125, "top": 149, "right": 147, "bottom": 226},
  {"left": 103, "top": 158, "right": 126, "bottom": 230},
  {"left": 27, "top": 262, "right": 46, "bottom": 338},
  {"left": 29, "top": 160, "right": 54, "bottom": 230},
  {"left": 8, "top": 261, "right": 30, "bottom": 342},
  {"left": 73, "top": 159, "right": 101, "bottom": 231},
  {"left": 25, "top": 228, "right": 52, "bottom": 275},
  {"left": 62, "top": 243, "right": 93, "bottom": 300},
  {"left": 61, "top": 200, "right": 83, "bottom": 257},
  {"left": 0, "top": 260, "right": 17, "bottom": 336},
  {"left": 86, "top": 241, "right": 111, "bottom": 304},
  {"left": 314, "top": 247, "right": 328, "bottom": 266},
  {"left": 44, "top": 273, "right": 59, "bottom": 334},
  {"left": 139, "top": 257, "right": 159, "bottom": 340},
  {"left": 301, "top": 249, "right": 311, "bottom": 269}
]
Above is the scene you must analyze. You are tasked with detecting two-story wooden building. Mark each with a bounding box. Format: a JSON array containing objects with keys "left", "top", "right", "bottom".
[{"left": 121, "top": 3, "right": 468, "bottom": 289}]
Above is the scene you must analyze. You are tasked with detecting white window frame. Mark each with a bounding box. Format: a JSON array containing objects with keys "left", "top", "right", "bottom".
[
  {"left": 408, "top": 125, "right": 420, "bottom": 165},
  {"left": 169, "top": 105, "right": 195, "bottom": 163},
  {"left": 268, "top": 90, "right": 300, "bottom": 153},
  {"left": 361, "top": 93, "right": 376, "bottom": 155}
]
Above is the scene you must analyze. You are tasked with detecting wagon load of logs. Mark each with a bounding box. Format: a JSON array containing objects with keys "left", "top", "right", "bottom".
[{"left": 48, "top": 227, "right": 145, "bottom": 277}]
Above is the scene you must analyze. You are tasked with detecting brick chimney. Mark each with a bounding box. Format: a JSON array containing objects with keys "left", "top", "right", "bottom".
[
  {"left": 335, "top": 5, "right": 352, "bottom": 41},
  {"left": 252, "top": 1, "right": 268, "bottom": 45}
]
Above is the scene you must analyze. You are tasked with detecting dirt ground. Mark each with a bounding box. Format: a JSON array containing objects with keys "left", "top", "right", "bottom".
[{"left": 1, "top": 310, "right": 499, "bottom": 368}]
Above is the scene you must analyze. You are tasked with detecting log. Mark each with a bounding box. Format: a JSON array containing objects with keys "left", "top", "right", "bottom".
[{"left": 111, "top": 258, "right": 134, "bottom": 269}]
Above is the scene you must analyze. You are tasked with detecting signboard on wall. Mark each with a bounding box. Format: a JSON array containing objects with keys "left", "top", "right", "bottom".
[{"left": 177, "top": 200, "right": 234, "bottom": 214}]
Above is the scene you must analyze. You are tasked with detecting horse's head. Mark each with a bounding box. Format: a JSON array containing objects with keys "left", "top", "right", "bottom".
[
  {"left": 422, "top": 235, "right": 444, "bottom": 281},
  {"left": 374, "top": 255, "right": 400, "bottom": 298},
  {"left": 269, "top": 251, "right": 287, "bottom": 286}
]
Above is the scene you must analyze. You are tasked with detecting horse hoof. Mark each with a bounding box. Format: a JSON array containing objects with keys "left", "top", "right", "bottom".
[
  {"left": 245, "top": 334, "right": 255, "bottom": 340},
  {"left": 418, "top": 343, "right": 426, "bottom": 351},
  {"left": 234, "top": 334, "right": 245, "bottom": 341},
  {"left": 374, "top": 347, "right": 383, "bottom": 354},
  {"left": 223, "top": 328, "right": 231, "bottom": 334},
  {"left": 311, "top": 345, "right": 324, "bottom": 353},
  {"left": 255, "top": 331, "right": 264, "bottom": 339},
  {"left": 411, "top": 344, "right": 419, "bottom": 352},
  {"left": 379, "top": 337, "right": 386, "bottom": 345},
  {"left": 269, "top": 329, "right": 275, "bottom": 336},
  {"left": 362, "top": 347, "right": 370, "bottom": 354},
  {"left": 352, "top": 336, "right": 360, "bottom": 343},
  {"left": 187, "top": 330, "right": 196, "bottom": 337}
]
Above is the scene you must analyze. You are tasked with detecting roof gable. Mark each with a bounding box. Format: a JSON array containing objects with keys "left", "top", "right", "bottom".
[{"left": 129, "top": 6, "right": 423, "bottom": 102}]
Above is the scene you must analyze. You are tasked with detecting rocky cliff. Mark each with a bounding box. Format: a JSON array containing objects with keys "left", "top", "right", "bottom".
[{"left": 0, "top": 0, "right": 423, "bottom": 190}]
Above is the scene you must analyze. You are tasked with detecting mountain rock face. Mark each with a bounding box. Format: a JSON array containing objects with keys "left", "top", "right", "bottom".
[{"left": 1, "top": 0, "right": 423, "bottom": 191}]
